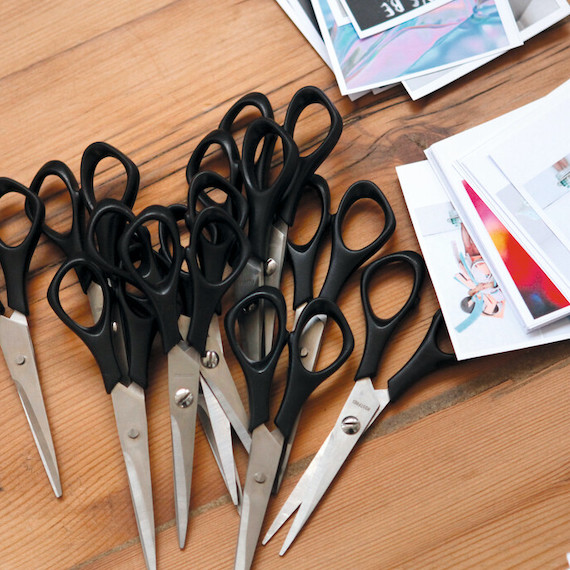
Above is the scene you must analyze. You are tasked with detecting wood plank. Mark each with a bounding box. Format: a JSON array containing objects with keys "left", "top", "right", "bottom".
[{"left": 0, "top": 2, "right": 568, "bottom": 568}]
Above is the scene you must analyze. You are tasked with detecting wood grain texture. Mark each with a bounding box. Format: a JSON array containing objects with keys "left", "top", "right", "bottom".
[{"left": 0, "top": 2, "right": 569, "bottom": 568}]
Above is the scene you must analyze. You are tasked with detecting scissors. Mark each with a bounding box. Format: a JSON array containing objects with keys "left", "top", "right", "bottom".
[
  {"left": 225, "top": 286, "right": 354, "bottom": 570},
  {"left": 232, "top": 116, "right": 300, "bottom": 361},
  {"left": 120, "top": 200, "right": 251, "bottom": 548},
  {"left": 0, "top": 177, "right": 61, "bottom": 498},
  {"left": 171, "top": 171, "right": 253, "bottom": 511},
  {"left": 47, "top": 205, "right": 161, "bottom": 570},
  {"left": 263, "top": 261, "right": 457, "bottom": 556},
  {"left": 29, "top": 141, "right": 141, "bottom": 314},
  {"left": 273, "top": 178, "right": 396, "bottom": 493},
  {"left": 186, "top": 91, "right": 275, "bottom": 191},
  {"left": 263, "top": 86, "right": 343, "bottom": 354}
]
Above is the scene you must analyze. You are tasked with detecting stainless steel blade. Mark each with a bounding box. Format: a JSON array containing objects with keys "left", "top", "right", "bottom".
[
  {"left": 111, "top": 382, "right": 156, "bottom": 570},
  {"left": 263, "top": 220, "right": 288, "bottom": 355},
  {"left": 168, "top": 342, "right": 201, "bottom": 549},
  {"left": 197, "top": 392, "right": 243, "bottom": 515},
  {"left": 233, "top": 258, "right": 264, "bottom": 361},
  {"left": 200, "top": 377, "right": 241, "bottom": 506},
  {"left": 273, "top": 309, "right": 327, "bottom": 493},
  {"left": 0, "top": 311, "right": 61, "bottom": 498},
  {"left": 235, "top": 425, "right": 285, "bottom": 570},
  {"left": 279, "top": 379, "right": 387, "bottom": 554},
  {"left": 200, "top": 317, "right": 251, "bottom": 452},
  {"left": 262, "top": 430, "right": 334, "bottom": 545},
  {"left": 197, "top": 389, "right": 243, "bottom": 514},
  {"left": 86, "top": 281, "right": 104, "bottom": 322}
]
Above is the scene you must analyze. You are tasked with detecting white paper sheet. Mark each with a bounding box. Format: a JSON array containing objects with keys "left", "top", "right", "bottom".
[
  {"left": 397, "top": 160, "right": 570, "bottom": 359},
  {"left": 312, "top": 0, "right": 522, "bottom": 95}
]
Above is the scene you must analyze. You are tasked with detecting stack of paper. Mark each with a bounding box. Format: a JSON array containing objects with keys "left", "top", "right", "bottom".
[
  {"left": 397, "top": 79, "right": 570, "bottom": 360},
  {"left": 276, "top": 0, "right": 569, "bottom": 100}
]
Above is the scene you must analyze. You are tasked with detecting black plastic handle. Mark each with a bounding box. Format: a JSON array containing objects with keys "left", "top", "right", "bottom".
[
  {"left": 29, "top": 160, "right": 92, "bottom": 292},
  {"left": 186, "top": 171, "right": 249, "bottom": 297},
  {"left": 225, "top": 286, "right": 289, "bottom": 432},
  {"left": 287, "top": 174, "right": 332, "bottom": 309},
  {"left": 387, "top": 310, "right": 457, "bottom": 402},
  {"left": 115, "top": 281, "right": 158, "bottom": 390},
  {"left": 355, "top": 251, "right": 426, "bottom": 381},
  {"left": 85, "top": 199, "right": 135, "bottom": 281},
  {"left": 186, "top": 170, "right": 249, "bottom": 249},
  {"left": 241, "top": 117, "right": 299, "bottom": 261},
  {"left": 80, "top": 142, "right": 139, "bottom": 264},
  {"left": 0, "top": 178, "right": 46, "bottom": 315},
  {"left": 318, "top": 180, "right": 396, "bottom": 303},
  {"left": 185, "top": 129, "right": 242, "bottom": 190},
  {"left": 158, "top": 203, "right": 194, "bottom": 318},
  {"left": 186, "top": 207, "right": 251, "bottom": 355},
  {"left": 219, "top": 92, "right": 275, "bottom": 132},
  {"left": 80, "top": 141, "right": 139, "bottom": 213},
  {"left": 29, "top": 160, "right": 85, "bottom": 256},
  {"left": 219, "top": 91, "right": 275, "bottom": 186},
  {"left": 47, "top": 255, "right": 123, "bottom": 393},
  {"left": 118, "top": 205, "right": 184, "bottom": 354},
  {"left": 280, "top": 86, "right": 342, "bottom": 226},
  {"left": 274, "top": 297, "right": 354, "bottom": 439}
]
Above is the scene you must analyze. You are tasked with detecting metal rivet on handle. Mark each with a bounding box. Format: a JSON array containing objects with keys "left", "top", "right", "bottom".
[
  {"left": 201, "top": 351, "right": 219, "bottom": 369},
  {"left": 341, "top": 416, "right": 361, "bottom": 435},
  {"left": 254, "top": 472, "right": 266, "bottom": 484},
  {"left": 174, "top": 388, "right": 194, "bottom": 408},
  {"left": 265, "top": 258, "right": 277, "bottom": 276}
]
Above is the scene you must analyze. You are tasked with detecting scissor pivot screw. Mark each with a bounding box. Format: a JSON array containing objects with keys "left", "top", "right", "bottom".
[
  {"left": 299, "top": 347, "right": 309, "bottom": 358},
  {"left": 265, "top": 258, "right": 277, "bottom": 276},
  {"left": 128, "top": 428, "right": 140, "bottom": 439},
  {"left": 341, "top": 416, "right": 361, "bottom": 435},
  {"left": 201, "top": 351, "right": 219, "bottom": 369},
  {"left": 254, "top": 472, "right": 266, "bottom": 484},
  {"left": 15, "top": 355, "right": 26, "bottom": 365},
  {"left": 175, "top": 388, "right": 194, "bottom": 408}
]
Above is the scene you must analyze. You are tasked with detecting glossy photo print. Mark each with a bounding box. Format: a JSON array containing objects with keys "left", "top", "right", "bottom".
[
  {"left": 397, "top": 161, "right": 570, "bottom": 360},
  {"left": 462, "top": 180, "right": 570, "bottom": 320},
  {"left": 402, "top": 0, "right": 570, "bottom": 99},
  {"left": 312, "top": 0, "right": 522, "bottom": 93},
  {"left": 340, "top": 0, "right": 452, "bottom": 37}
]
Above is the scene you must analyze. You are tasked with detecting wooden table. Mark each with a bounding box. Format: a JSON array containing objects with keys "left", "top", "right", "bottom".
[{"left": 0, "top": 3, "right": 569, "bottom": 568}]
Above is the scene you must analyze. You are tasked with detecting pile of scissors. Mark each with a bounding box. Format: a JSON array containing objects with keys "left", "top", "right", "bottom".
[{"left": 12, "top": 85, "right": 460, "bottom": 569}]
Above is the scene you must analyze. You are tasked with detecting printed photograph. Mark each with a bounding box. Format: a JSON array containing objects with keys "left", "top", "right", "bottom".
[
  {"left": 313, "top": 0, "right": 520, "bottom": 93},
  {"left": 403, "top": 0, "right": 569, "bottom": 99}
]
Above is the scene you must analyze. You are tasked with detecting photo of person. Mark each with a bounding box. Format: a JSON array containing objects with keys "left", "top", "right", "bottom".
[{"left": 453, "top": 222, "right": 505, "bottom": 332}]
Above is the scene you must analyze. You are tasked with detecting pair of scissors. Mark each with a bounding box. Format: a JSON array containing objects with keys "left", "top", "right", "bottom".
[
  {"left": 131, "top": 197, "right": 251, "bottom": 548},
  {"left": 263, "top": 87, "right": 343, "bottom": 351},
  {"left": 263, "top": 255, "right": 457, "bottom": 553},
  {"left": 162, "top": 171, "right": 253, "bottom": 524},
  {"left": 182, "top": 97, "right": 278, "bottom": 513},
  {"left": 29, "top": 141, "right": 140, "bottom": 314},
  {"left": 273, "top": 178, "right": 397, "bottom": 493},
  {"left": 47, "top": 203, "right": 165, "bottom": 570},
  {"left": 0, "top": 177, "right": 61, "bottom": 498},
  {"left": 225, "top": 286, "right": 355, "bottom": 570}
]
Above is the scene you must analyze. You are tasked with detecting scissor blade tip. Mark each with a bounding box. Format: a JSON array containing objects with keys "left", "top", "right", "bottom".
[
  {"left": 142, "top": 546, "right": 157, "bottom": 570},
  {"left": 176, "top": 512, "right": 189, "bottom": 549}
]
